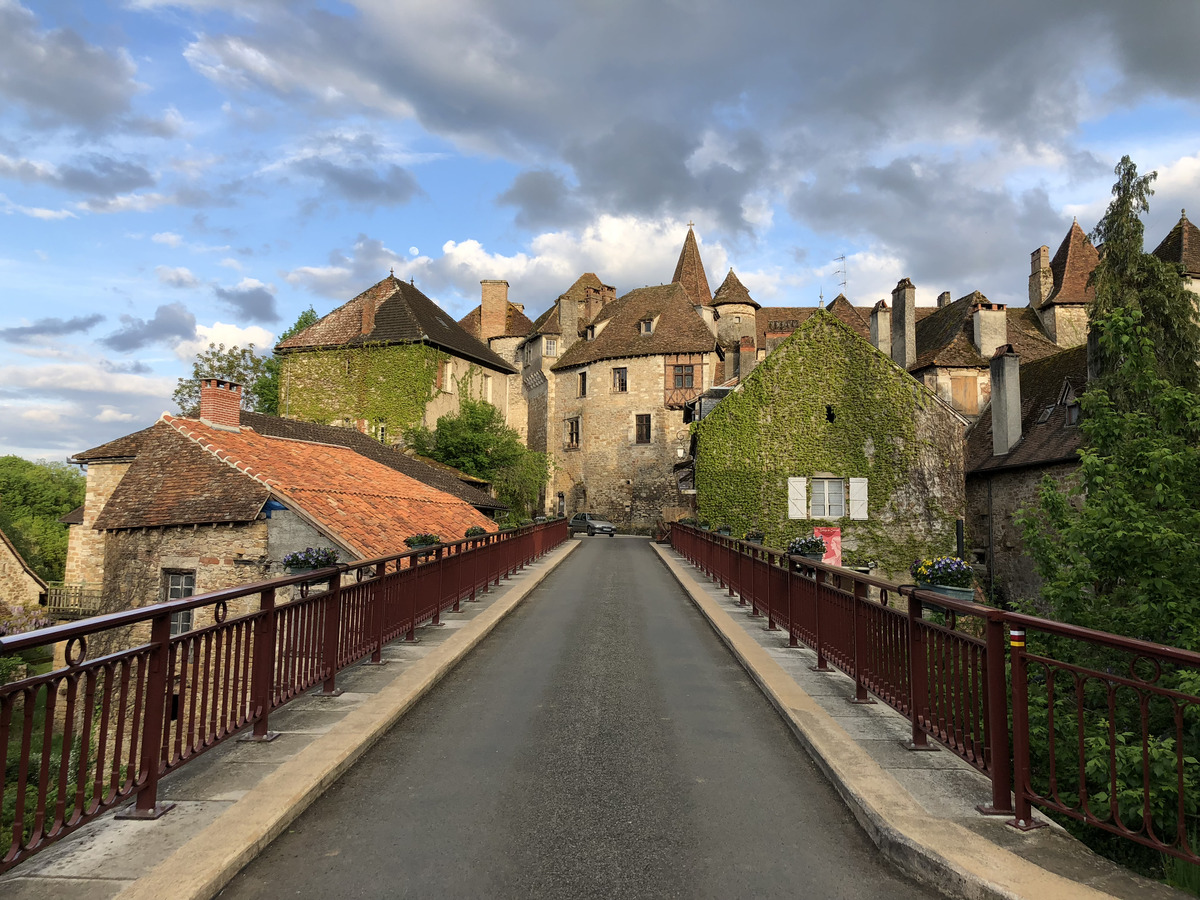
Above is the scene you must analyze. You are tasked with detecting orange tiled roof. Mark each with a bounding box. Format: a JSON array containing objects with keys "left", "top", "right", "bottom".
[{"left": 141, "top": 416, "right": 497, "bottom": 557}]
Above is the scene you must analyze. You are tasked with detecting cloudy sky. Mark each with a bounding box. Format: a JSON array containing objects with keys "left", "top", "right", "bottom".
[{"left": 3, "top": 0, "right": 1200, "bottom": 460}]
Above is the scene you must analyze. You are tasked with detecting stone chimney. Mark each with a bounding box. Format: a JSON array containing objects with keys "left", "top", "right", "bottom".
[
  {"left": 1029, "top": 245, "right": 1052, "bottom": 308},
  {"left": 937, "top": 291, "right": 952, "bottom": 308},
  {"left": 990, "top": 345, "right": 1021, "bottom": 456},
  {"left": 738, "top": 335, "right": 757, "bottom": 380},
  {"left": 361, "top": 296, "right": 377, "bottom": 336},
  {"left": 199, "top": 379, "right": 243, "bottom": 429},
  {"left": 890, "top": 278, "right": 916, "bottom": 369},
  {"left": 480, "top": 280, "right": 509, "bottom": 341},
  {"left": 869, "top": 300, "right": 890, "bottom": 354},
  {"left": 971, "top": 298, "right": 1008, "bottom": 360}
]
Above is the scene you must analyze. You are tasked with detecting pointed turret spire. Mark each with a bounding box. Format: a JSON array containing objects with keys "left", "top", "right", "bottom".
[
  {"left": 671, "top": 224, "right": 713, "bottom": 305},
  {"left": 1152, "top": 208, "right": 1200, "bottom": 277}
]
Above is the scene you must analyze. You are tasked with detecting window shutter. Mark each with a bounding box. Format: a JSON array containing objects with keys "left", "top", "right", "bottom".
[
  {"left": 787, "top": 478, "right": 806, "bottom": 519},
  {"left": 849, "top": 478, "right": 868, "bottom": 520}
]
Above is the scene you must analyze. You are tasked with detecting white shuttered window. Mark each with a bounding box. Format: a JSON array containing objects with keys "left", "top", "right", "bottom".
[
  {"left": 811, "top": 478, "right": 845, "bottom": 518},
  {"left": 787, "top": 478, "right": 807, "bottom": 519},
  {"left": 849, "top": 478, "right": 869, "bottom": 520}
]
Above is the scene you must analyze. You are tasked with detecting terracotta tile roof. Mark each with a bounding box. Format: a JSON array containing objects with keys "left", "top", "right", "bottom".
[
  {"left": 0, "top": 524, "right": 48, "bottom": 592},
  {"left": 755, "top": 295, "right": 873, "bottom": 346},
  {"left": 966, "top": 345, "right": 1088, "bottom": 474},
  {"left": 457, "top": 302, "right": 535, "bottom": 339},
  {"left": 911, "top": 294, "right": 1059, "bottom": 371},
  {"left": 276, "top": 274, "right": 516, "bottom": 374},
  {"left": 671, "top": 227, "right": 713, "bottom": 306},
  {"left": 94, "top": 422, "right": 270, "bottom": 531},
  {"left": 1045, "top": 221, "right": 1100, "bottom": 306},
  {"left": 550, "top": 283, "right": 716, "bottom": 371},
  {"left": 150, "top": 416, "right": 498, "bottom": 557},
  {"left": 239, "top": 412, "right": 506, "bottom": 512},
  {"left": 73, "top": 426, "right": 154, "bottom": 462},
  {"left": 711, "top": 269, "right": 761, "bottom": 310},
  {"left": 1152, "top": 210, "right": 1200, "bottom": 277}
]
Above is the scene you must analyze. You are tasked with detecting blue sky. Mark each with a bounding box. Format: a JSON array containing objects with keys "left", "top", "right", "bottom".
[{"left": 3, "top": 0, "right": 1200, "bottom": 460}]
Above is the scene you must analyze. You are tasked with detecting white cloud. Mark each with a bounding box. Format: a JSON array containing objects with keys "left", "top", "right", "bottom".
[
  {"left": 156, "top": 265, "right": 199, "bottom": 288},
  {"left": 0, "top": 363, "right": 175, "bottom": 396},
  {"left": 153, "top": 231, "right": 184, "bottom": 247},
  {"left": 95, "top": 406, "right": 137, "bottom": 423},
  {"left": 0, "top": 193, "right": 76, "bottom": 220},
  {"left": 173, "top": 321, "right": 277, "bottom": 361}
]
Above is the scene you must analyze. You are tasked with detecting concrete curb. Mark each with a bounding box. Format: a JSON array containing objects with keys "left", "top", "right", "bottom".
[
  {"left": 650, "top": 542, "right": 1119, "bottom": 900},
  {"left": 115, "top": 539, "right": 581, "bottom": 900}
]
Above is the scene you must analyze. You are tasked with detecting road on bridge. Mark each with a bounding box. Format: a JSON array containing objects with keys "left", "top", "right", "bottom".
[{"left": 220, "top": 537, "right": 938, "bottom": 900}]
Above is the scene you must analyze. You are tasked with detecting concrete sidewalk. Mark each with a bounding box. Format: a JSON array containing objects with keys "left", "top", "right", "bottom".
[
  {"left": 650, "top": 542, "right": 1186, "bottom": 900},
  {"left": 0, "top": 539, "right": 581, "bottom": 900}
]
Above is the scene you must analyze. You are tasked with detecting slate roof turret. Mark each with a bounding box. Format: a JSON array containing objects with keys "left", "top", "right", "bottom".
[
  {"left": 1152, "top": 209, "right": 1200, "bottom": 277},
  {"left": 1044, "top": 220, "right": 1100, "bottom": 307},
  {"left": 711, "top": 269, "right": 760, "bottom": 310},
  {"left": 671, "top": 226, "right": 713, "bottom": 306},
  {"left": 276, "top": 274, "right": 516, "bottom": 374}
]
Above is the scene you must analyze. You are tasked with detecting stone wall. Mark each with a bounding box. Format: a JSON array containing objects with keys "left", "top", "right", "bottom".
[
  {"left": 0, "top": 533, "right": 44, "bottom": 608},
  {"left": 966, "top": 461, "right": 1079, "bottom": 607},
  {"left": 549, "top": 355, "right": 695, "bottom": 532},
  {"left": 63, "top": 460, "right": 131, "bottom": 588}
]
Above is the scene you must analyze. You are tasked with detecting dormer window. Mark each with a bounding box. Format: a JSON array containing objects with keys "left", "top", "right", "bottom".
[
  {"left": 1065, "top": 402, "right": 1080, "bottom": 426},
  {"left": 585, "top": 325, "right": 595, "bottom": 341},
  {"left": 1037, "top": 405, "right": 1054, "bottom": 425},
  {"left": 640, "top": 319, "right": 653, "bottom": 335}
]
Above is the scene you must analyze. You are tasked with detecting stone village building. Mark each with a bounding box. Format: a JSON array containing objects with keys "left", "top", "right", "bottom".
[
  {"left": 62, "top": 379, "right": 496, "bottom": 637},
  {"left": 0, "top": 524, "right": 47, "bottom": 610}
]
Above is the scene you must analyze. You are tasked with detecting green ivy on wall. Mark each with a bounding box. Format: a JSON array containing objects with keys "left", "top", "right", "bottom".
[
  {"left": 694, "top": 312, "right": 963, "bottom": 575},
  {"left": 278, "top": 342, "right": 441, "bottom": 433}
]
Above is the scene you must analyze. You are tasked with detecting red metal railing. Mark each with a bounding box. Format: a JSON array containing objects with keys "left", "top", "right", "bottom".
[
  {"left": 0, "top": 519, "right": 567, "bottom": 872},
  {"left": 670, "top": 524, "right": 1200, "bottom": 863}
]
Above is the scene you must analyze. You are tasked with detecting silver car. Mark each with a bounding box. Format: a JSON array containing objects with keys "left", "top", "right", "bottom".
[{"left": 569, "top": 512, "right": 616, "bottom": 536}]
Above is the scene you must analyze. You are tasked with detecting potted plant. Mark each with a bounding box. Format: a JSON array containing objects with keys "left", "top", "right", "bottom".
[
  {"left": 787, "top": 535, "right": 826, "bottom": 561},
  {"left": 715, "top": 524, "right": 732, "bottom": 536},
  {"left": 464, "top": 525, "right": 488, "bottom": 539},
  {"left": 282, "top": 547, "right": 339, "bottom": 573},
  {"left": 744, "top": 530, "right": 765, "bottom": 545},
  {"left": 698, "top": 520, "right": 712, "bottom": 531},
  {"left": 910, "top": 556, "right": 975, "bottom": 602}
]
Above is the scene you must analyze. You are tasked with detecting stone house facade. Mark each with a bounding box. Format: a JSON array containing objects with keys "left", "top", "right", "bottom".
[
  {"left": 0, "top": 525, "right": 47, "bottom": 609},
  {"left": 692, "top": 312, "right": 967, "bottom": 580},
  {"left": 965, "top": 344, "right": 1088, "bottom": 607}
]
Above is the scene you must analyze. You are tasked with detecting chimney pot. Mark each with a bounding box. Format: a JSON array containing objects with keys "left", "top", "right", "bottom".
[
  {"left": 937, "top": 291, "right": 952, "bottom": 308},
  {"left": 972, "top": 296, "right": 1007, "bottom": 360},
  {"left": 870, "top": 299, "right": 891, "bottom": 354},
  {"left": 480, "top": 280, "right": 509, "bottom": 341},
  {"left": 990, "top": 347, "right": 1022, "bottom": 456},
  {"left": 890, "top": 278, "right": 916, "bottom": 368},
  {"left": 199, "top": 379, "right": 243, "bottom": 429}
]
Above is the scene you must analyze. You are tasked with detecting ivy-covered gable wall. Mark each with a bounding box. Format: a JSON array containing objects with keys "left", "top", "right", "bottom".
[
  {"left": 278, "top": 343, "right": 450, "bottom": 436},
  {"left": 694, "top": 312, "right": 965, "bottom": 577}
]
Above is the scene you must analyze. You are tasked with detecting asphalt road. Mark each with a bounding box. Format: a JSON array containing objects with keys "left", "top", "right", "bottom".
[{"left": 220, "top": 537, "right": 938, "bottom": 900}]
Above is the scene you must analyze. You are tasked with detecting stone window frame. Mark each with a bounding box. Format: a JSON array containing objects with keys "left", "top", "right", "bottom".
[
  {"left": 639, "top": 319, "right": 654, "bottom": 335},
  {"left": 579, "top": 371, "right": 587, "bottom": 397},
  {"left": 565, "top": 416, "right": 580, "bottom": 450},
  {"left": 635, "top": 414, "right": 651, "bottom": 444},
  {"left": 612, "top": 367, "right": 627, "bottom": 392}
]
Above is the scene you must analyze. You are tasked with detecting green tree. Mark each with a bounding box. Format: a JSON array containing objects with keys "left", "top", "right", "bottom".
[
  {"left": 253, "top": 306, "right": 319, "bottom": 415},
  {"left": 172, "top": 343, "right": 269, "bottom": 416},
  {"left": 405, "top": 399, "right": 549, "bottom": 518},
  {"left": 1088, "top": 156, "right": 1200, "bottom": 405},
  {"left": 0, "top": 457, "right": 86, "bottom": 583}
]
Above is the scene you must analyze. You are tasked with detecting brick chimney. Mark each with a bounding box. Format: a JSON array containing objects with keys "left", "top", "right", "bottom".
[
  {"left": 199, "top": 379, "right": 243, "bottom": 429},
  {"left": 890, "top": 278, "right": 916, "bottom": 369},
  {"left": 990, "top": 345, "right": 1021, "bottom": 456},
  {"left": 1029, "top": 245, "right": 1052, "bottom": 308},
  {"left": 937, "top": 291, "right": 952, "bottom": 308},
  {"left": 480, "top": 280, "right": 509, "bottom": 341},
  {"left": 971, "top": 297, "right": 1008, "bottom": 360},
  {"left": 869, "top": 299, "right": 890, "bottom": 354},
  {"left": 738, "top": 335, "right": 757, "bottom": 380}
]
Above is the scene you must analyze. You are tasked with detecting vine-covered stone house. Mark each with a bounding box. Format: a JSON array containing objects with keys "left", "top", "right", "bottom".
[
  {"left": 274, "top": 273, "right": 519, "bottom": 442},
  {"left": 691, "top": 312, "right": 966, "bottom": 579}
]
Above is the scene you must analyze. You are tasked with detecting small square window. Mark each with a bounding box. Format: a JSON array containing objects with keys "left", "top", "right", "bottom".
[
  {"left": 612, "top": 367, "right": 627, "bottom": 392},
  {"left": 640, "top": 319, "right": 653, "bottom": 334},
  {"left": 811, "top": 478, "right": 845, "bottom": 518},
  {"left": 635, "top": 414, "right": 651, "bottom": 444}
]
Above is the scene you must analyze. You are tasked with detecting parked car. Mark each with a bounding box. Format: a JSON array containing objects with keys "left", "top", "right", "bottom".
[{"left": 569, "top": 512, "right": 616, "bottom": 537}]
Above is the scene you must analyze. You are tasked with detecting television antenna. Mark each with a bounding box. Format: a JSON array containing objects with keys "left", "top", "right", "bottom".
[{"left": 833, "top": 255, "right": 847, "bottom": 293}]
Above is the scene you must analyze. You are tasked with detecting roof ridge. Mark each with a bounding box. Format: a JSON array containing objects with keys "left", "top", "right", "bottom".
[{"left": 163, "top": 414, "right": 279, "bottom": 491}]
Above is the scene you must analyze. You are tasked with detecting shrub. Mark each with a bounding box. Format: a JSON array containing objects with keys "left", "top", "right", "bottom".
[
  {"left": 281, "top": 547, "right": 339, "bottom": 569},
  {"left": 404, "top": 533, "right": 441, "bottom": 548},
  {"left": 464, "top": 526, "right": 488, "bottom": 538}
]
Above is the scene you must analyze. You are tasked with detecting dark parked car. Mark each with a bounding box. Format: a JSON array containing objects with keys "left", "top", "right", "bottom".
[{"left": 569, "top": 512, "right": 616, "bottom": 536}]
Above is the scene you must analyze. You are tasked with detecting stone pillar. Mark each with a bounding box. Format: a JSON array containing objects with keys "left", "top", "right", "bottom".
[{"left": 890, "top": 278, "right": 916, "bottom": 369}]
